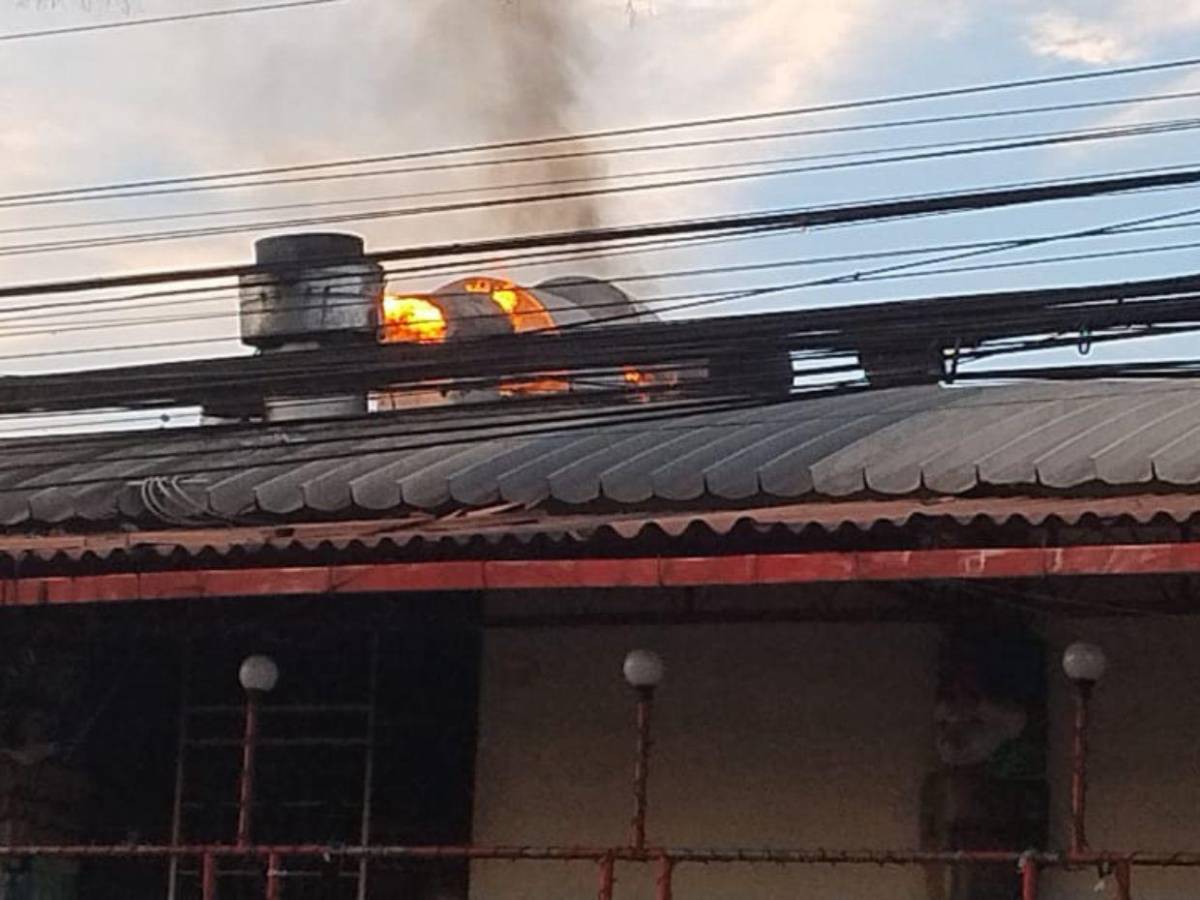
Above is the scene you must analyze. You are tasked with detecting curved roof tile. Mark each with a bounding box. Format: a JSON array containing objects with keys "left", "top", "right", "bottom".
[{"left": 0, "top": 380, "right": 1198, "bottom": 527}]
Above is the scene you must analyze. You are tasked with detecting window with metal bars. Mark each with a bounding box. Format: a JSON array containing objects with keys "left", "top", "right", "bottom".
[{"left": 0, "top": 594, "right": 482, "bottom": 900}]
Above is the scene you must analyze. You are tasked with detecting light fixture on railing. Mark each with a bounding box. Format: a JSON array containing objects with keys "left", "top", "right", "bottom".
[
  {"left": 239, "top": 654, "right": 280, "bottom": 694},
  {"left": 1062, "top": 642, "right": 1107, "bottom": 856},
  {"left": 236, "top": 654, "right": 279, "bottom": 848},
  {"left": 623, "top": 649, "right": 665, "bottom": 852}
]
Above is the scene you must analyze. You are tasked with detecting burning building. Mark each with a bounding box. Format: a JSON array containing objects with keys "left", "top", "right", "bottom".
[{"left": 0, "top": 233, "right": 1198, "bottom": 899}]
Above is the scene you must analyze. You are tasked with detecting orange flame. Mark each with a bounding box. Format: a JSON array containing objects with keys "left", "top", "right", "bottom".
[
  {"left": 623, "top": 367, "right": 679, "bottom": 398},
  {"left": 379, "top": 278, "right": 568, "bottom": 395},
  {"left": 490, "top": 288, "right": 519, "bottom": 314},
  {"left": 381, "top": 294, "right": 447, "bottom": 344},
  {"left": 461, "top": 277, "right": 564, "bottom": 394},
  {"left": 463, "top": 277, "right": 557, "bottom": 334}
]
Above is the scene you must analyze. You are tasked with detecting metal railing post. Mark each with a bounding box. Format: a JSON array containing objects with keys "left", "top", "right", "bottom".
[
  {"left": 166, "top": 641, "right": 190, "bottom": 900},
  {"left": 1070, "top": 680, "right": 1093, "bottom": 854},
  {"left": 631, "top": 688, "right": 654, "bottom": 851},
  {"left": 1062, "top": 642, "right": 1106, "bottom": 859},
  {"left": 236, "top": 692, "right": 262, "bottom": 848},
  {"left": 1115, "top": 860, "right": 1132, "bottom": 900},
  {"left": 356, "top": 634, "right": 380, "bottom": 900},
  {"left": 1019, "top": 854, "right": 1038, "bottom": 900},
  {"left": 201, "top": 853, "right": 217, "bottom": 900},
  {"left": 265, "top": 852, "right": 282, "bottom": 900},
  {"left": 598, "top": 854, "right": 615, "bottom": 900},
  {"left": 655, "top": 856, "right": 674, "bottom": 900}
]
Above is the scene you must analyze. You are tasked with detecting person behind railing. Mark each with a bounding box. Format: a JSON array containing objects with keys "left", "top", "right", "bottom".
[
  {"left": 920, "top": 627, "right": 1048, "bottom": 900},
  {"left": 0, "top": 708, "right": 88, "bottom": 900}
]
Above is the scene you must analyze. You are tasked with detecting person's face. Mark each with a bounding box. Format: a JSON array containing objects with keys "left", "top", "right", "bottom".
[{"left": 934, "top": 674, "right": 1027, "bottom": 767}]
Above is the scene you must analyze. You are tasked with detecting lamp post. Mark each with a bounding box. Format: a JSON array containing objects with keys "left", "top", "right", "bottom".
[
  {"left": 236, "top": 654, "right": 279, "bottom": 848},
  {"left": 1061, "top": 641, "right": 1106, "bottom": 856},
  {"left": 623, "top": 649, "right": 664, "bottom": 852}
]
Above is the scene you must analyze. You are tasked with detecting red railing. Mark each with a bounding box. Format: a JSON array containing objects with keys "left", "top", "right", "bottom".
[
  {"left": 0, "top": 644, "right": 1172, "bottom": 898},
  {"left": 0, "top": 842, "right": 1193, "bottom": 899}
]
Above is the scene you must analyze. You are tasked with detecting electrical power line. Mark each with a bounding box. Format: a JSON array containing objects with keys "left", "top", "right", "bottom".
[
  {"left": 3, "top": 245, "right": 1199, "bottom": 427},
  {"left": 3, "top": 115, "right": 1196, "bottom": 258},
  {"left": 849, "top": 238, "right": 1200, "bottom": 285},
  {"left": 5, "top": 164, "right": 1200, "bottom": 303},
  {"left": 8, "top": 53, "right": 1200, "bottom": 202},
  {"left": 19, "top": 161, "right": 1191, "bottom": 346},
  {"left": 0, "top": 164, "right": 1193, "bottom": 426},
  {"left": 4, "top": 161, "right": 1195, "bottom": 326},
  {"left": 4, "top": 314, "right": 1194, "bottom": 439},
  {"left": 0, "top": 227, "right": 1194, "bottom": 362},
  {"left": 10, "top": 93, "right": 1200, "bottom": 213},
  {"left": 5, "top": 56, "right": 1200, "bottom": 490},
  {"left": 13, "top": 105, "right": 1200, "bottom": 230},
  {"left": 0, "top": 0, "right": 343, "bottom": 43},
  {"left": 4, "top": 370, "right": 1200, "bottom": 493},
  {"left": 0, "top": 227, "right": 763, "bottom": 325},
  {"left": 9, "top": 359, "right": 1200, "bottom": 450},
  {"left": 460, "top": 195, "right": 1200, "bottom": 332},
  {"left": 0, "top": 186, "right": 1191, "bottom": 414},
  {"left": 7, "top": 272, "right": 1200, "bottom": 459},
  {"left": 3, "top": 221, "right": 1200, "bottom": 341},
  {"left": 4, "top": 237, "right": 1200, "bottom": 447}
]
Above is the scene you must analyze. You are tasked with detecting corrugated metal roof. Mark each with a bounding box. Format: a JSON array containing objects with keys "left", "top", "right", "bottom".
[
  {"left": 4, "top": 493, "right": 1198, "bottom": 563},
  {"left": 1, "top": 379, "right": 1199, "bottom": 529}
]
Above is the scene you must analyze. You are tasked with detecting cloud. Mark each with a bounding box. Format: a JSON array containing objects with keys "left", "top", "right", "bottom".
[
  {"left": 1018, "top": 0, "right": 1200, "bottom": 174},
  {"left": 1085, "top": 68, "right": 1200, "bottom": 131},
  {"left": 576, "top": 0, "right": 967, "bottom": 230},
  {"left": 0, "top": 0, "right": 963, "bottom": 287},
  {"left": 0, "top": 0, "right": 963, "bottom": 368},
  {"left": 590, "top": 0, "right": 967, "bottom": 119},
  {"left": 1023, "top": 1, "right": 1200, "bottom": 66},
  {"left": 1024, "top": 11, "right": 1137, "bottom": 65}
]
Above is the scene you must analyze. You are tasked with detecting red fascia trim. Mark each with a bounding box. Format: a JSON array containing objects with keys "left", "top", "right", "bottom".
[{"left": 4, "top": 543, "right": 1200, "bottom": 606}]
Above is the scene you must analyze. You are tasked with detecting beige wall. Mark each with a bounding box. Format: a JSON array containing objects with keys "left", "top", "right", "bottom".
[
  {"left": 472, "top": 599, "right": 1200, "bottom": 899},
  {"left": 472, "top": 617, "right": 938, "bottom": 899},
  {"left": 1042, "top": 617, "right": 1200, "bottom": 899}
]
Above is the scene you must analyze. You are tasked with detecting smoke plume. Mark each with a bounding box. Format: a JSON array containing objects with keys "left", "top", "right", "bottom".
[{"left": 418, "top": 0, "right": 604, "bottom": 235}]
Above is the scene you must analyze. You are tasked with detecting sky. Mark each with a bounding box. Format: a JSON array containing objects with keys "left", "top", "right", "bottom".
[{"left": 1, "top": 0, "right": 1200, "bottom": 398}]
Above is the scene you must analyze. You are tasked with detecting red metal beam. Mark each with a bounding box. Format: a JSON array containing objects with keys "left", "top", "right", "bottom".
[
  {"left": 6, "top": 542, "right": 1200, "bottom": 606},
  {"left": 0, "top": 842, "right": 1195, "bottom": 868}
]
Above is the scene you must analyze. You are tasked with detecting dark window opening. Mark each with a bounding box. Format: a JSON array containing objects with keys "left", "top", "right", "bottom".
[{"left": 0, "top": 593, "right": 482, "bottom": 900}]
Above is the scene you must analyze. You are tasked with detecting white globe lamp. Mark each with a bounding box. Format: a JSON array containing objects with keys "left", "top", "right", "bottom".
[
  {"left": 239, "top": 655, "right": 280, "bottom": 694},
  {"left": 623, "top": 650, "right": 665, "bottom": 690},
  {"left": 1062, "top": 642, "right": 1107, "bottom": 684}
]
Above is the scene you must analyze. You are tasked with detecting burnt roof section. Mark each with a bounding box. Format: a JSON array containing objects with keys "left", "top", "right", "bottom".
[{"left": 1, "top": 379, "right": 1199, "bottom": 529}]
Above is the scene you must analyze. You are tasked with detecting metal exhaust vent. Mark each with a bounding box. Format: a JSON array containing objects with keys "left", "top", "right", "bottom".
[{"left": 238, "top": 232, "right": 384, "bottom": 350}]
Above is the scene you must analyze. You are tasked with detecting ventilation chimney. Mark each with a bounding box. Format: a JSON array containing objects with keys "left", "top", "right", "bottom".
[
  {"left": 239, "top": 232, "right": 383, "bottom": 350},
  {"left": 234, "top": 233, "right": 384, "bottom": 422}
]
